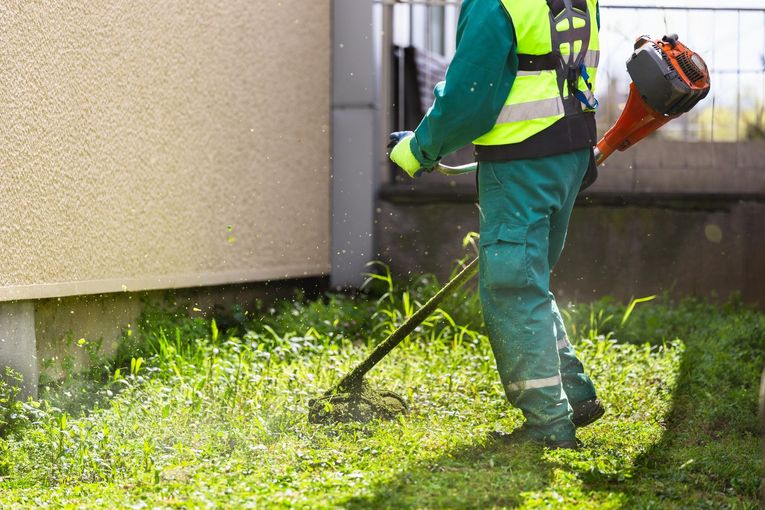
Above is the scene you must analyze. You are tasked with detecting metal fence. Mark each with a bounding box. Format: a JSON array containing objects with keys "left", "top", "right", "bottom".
[{"left": 376, "top": 2, "right": 765, "bottom": 145}]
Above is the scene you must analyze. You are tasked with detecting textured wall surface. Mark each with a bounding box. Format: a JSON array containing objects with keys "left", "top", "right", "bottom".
[{"left": 0, "top": 1, "right": 331, "bottom": 301}]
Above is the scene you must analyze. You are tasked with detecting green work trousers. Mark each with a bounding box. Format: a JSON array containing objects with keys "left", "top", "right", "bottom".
[{"left": 478, "top": 148, "right": 598, "bottom": 442}]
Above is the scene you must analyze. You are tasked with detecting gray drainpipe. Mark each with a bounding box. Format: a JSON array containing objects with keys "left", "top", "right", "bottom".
[{"left": 330, "top": 0, "right": 379, "bottom": 289}]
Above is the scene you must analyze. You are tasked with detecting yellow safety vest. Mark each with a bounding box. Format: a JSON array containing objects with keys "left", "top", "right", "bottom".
[{"left": 474, "top": 0, "right": 600, "bottom": 152}]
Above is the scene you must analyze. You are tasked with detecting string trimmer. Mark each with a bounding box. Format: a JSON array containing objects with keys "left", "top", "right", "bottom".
[{"left": 308, "top": 34, "right": 710, "bottom": 425}]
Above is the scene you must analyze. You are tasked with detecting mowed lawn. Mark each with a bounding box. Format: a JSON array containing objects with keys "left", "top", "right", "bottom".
[{"left": 0, "top": 272, "right": 761, "bottom": 509}]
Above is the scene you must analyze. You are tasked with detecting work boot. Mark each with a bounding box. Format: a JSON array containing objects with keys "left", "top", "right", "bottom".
[
  {"left": 571, "top": 398, "right": 605, "bottom": 428},
  {"left": 489, "top": 425, "right": 579, "bottom": 450}
]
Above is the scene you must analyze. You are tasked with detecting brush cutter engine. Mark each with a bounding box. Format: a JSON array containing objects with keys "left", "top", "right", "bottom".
[
  {"left": 595, "top": 34, "right": 711, "bottom": 165},
  {"left": 628, "top": 34, "right": 710, "bottom": 115}
]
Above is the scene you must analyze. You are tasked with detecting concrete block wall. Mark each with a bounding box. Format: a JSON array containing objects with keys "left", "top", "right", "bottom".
[
  {"left": 592, "top": 140, "right": 765, "bottom": 195},
  {"left": 376, "top": 197, "right": 765, "bottom": 308}
]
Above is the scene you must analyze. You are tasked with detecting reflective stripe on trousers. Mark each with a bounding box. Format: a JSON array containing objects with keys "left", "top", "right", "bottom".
[{"left": 506, "top": 374, "right": 562, "bottom": 393}]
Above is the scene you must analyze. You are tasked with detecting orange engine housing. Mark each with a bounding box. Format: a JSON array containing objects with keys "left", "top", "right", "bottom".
[{"left": 596, "top": 34, "right": 711, "bottom": 165}]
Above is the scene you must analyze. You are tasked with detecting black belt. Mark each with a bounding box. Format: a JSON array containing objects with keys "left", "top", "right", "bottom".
[
  {"left": 474, "top": 112, "right": 596, "bottom": 162},
  {"left": 517, "top": 52, "right": 559, "bottom": 72}
]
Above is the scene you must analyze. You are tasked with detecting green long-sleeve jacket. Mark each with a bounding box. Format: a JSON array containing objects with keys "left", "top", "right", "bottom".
[{"left": 410, "top": 0, "right": 599, "bottom": 167}]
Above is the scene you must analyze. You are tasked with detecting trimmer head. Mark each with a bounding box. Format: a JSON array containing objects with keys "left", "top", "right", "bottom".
[
  {"left": 308, "top": 380, "right": 408, "bottom": 424},
  {"left": 307, "top": 258, "right": 480, "bottom": 426},
  {"left": 596, "top": 34, "right": 711, "bottom": 165}
]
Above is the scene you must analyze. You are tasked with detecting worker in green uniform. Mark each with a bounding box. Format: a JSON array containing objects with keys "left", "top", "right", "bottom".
[{"left": 389, "top": 0, "right": 605, "bottom": 449}]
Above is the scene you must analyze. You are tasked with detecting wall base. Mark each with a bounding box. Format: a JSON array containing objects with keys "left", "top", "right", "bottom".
[
  {"left": 1, "top": 277, "right": 327, "bottom": 389},
  {"left": 0, "top": 302, "right": 38, "bottom": 398}
]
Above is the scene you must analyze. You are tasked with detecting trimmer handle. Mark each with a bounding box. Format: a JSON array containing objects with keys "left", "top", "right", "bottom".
[
  {"left": 595, "top": 83, "right": 673, "bottom": 166},
  {"left": 435, "top": 162, "right": 478, "bottom": 175}
]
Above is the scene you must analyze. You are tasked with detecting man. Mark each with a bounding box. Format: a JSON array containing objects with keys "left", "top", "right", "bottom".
[{"left": 389, "top": 0, "right": 605, "bottom": 449}]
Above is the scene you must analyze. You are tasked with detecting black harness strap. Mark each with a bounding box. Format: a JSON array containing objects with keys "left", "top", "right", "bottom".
[
  {"left": 547, "top": 0, "right": 566, "bottom": 16},
  {"left": 516, "top": 52, "right": 560, "bottom": 72}
]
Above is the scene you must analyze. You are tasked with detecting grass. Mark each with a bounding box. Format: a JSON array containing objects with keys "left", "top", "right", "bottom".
[{"left": 0, "top": 265, "right": 761, "bottom": 509}]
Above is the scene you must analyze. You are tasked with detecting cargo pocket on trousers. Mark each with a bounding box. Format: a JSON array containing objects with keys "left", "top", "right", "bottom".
[{"left": 480, "top": 223, "right": 529, "bottom": 289}]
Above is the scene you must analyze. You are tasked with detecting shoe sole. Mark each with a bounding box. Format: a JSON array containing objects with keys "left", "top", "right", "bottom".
[
  {"left": 490, "top": 431, "right": 579, "bottom": 450},
  {"left": 573, "top": 405, "right": 605, "bottom": 428},
  {"left": 547, "top": 440, "right": 579, "bottom": 450}
]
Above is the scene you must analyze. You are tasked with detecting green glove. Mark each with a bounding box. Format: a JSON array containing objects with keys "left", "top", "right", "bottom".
[{"left": 388, "top": 131, "right": 426, "bottom": 178}]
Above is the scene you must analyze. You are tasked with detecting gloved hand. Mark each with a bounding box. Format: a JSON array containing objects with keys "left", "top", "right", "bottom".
[{"left": 388, "top": 131, "right": 428, "bottom": 178}]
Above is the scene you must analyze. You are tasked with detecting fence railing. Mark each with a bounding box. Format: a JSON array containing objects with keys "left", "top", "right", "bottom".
[
  {"left": 376, "top": 2, "right": 765, "bottom": 148},
  {"left": 599, "top": 5, "right": 765, "bottom": 144}
]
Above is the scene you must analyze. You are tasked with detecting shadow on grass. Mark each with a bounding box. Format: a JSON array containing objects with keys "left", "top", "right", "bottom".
[
  {"left": 342, "top": 440, "right": 555, "bottom": 509},
  {"left": 575, "top": 304, "right": 765, "bottom": 508}
]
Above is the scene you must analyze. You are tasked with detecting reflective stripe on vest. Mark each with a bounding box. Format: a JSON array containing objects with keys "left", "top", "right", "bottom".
[
  {"left": 583, "top": 49, "right": 600, "bottom": 68},
  {"left": 496, "top": 97, "right": 565, "bottom": 124},
  {"left": 474, "top": 0, "right": 600, "bottom": 147}
]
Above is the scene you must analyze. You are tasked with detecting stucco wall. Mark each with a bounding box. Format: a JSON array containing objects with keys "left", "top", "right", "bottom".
[{"left": 0, "top": 1, "right": 331, "bottom": 301}]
